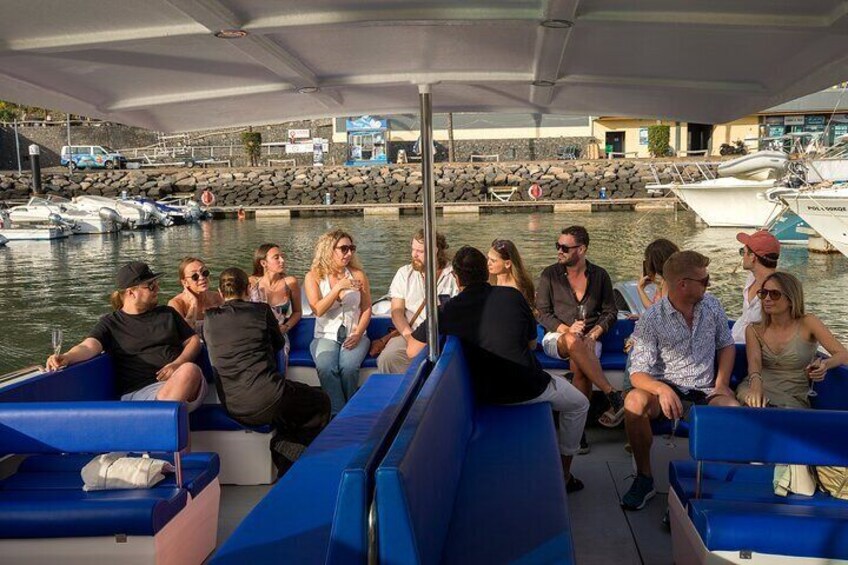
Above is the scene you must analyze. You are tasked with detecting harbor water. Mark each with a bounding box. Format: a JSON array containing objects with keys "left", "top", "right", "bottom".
[{"left": 2, "top": 209, "right": 847, "bottom": 374}]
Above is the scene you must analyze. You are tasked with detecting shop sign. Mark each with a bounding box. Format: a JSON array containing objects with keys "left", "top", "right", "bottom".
[
  {"left": 288, "top": 129, "right": 310, "bottom": 142},
  {"left": 286, "top": 140, "right": 328, "bottom": 154},
  {"left": 783, "top": 115, "right": 805, "bottom": 126},
  {"left": 346, "top": 115, "right": 388, "bottom": 131},
  {"left": 764, "top": 116, "right": 784, "bottom": 125},
  {"left": 313, "top": 138, "right": 324, "bottom": 167},
  {"left": 805, "top": 115, "right": 827, "bottom": 127}
]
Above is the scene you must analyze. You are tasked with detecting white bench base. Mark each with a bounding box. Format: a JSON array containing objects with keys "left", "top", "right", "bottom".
[
  {"left": 1, "top": 478, "right": 220, "bottom": 565},
  {"left": 669, "top": 488, "right": 844, "bottom": 565},
  {"left": 192, "top": 430, "right": 275, "bottom": 486}
]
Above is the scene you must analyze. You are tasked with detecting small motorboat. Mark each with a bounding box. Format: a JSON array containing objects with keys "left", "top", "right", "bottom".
[
  {"left": 7, "top": 196, "right": 122, "bottom": 234},
  {"left": 72, "top": 195, "right": 153, "bottom": 229},
  {"left": 717, "top": 150, "right": 789, "bottom": 181},
  {"left": 0, "top": 208, "right": 72, "bottom": 240},
  {"left": 128, "top": 197, "right": 176, "bottom": 227},
  {"left": 156, "top": 196, "right": 203, "bottom": 224}
]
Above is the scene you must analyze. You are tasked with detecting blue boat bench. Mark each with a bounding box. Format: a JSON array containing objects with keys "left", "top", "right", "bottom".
[
  {"left": 376, "top": 336, "right": 576, "bottom": 564},
  {"left": 212, "top": 352, "right": 430, "bottom": 564},
  {"left": 669, "top": 406, "right": 848, "bottom": 564},
  {"left": 0, "top": 401, "right": 221, "bottom": 565}
]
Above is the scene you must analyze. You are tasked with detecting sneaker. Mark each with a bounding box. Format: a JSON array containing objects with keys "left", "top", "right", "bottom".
[
  {"left": 578, "top": 433, "right": 590, "bottom": 455},
  {"left": 621, "top": 474, "right": 656, "bottom": 511},
  {"left": 599, "top": 390, "right": 625, "bottom": 428},
  {"left": 566, "top": 474, "right": 585, "bottom": 494}
]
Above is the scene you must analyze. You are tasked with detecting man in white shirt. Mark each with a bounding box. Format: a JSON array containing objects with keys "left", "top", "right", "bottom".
[
  {"left": 377, "top": 229, "right": 459, "bottom": 373},
  {"left": 731, "top": 230, "right": 779, "bottom": 343}
]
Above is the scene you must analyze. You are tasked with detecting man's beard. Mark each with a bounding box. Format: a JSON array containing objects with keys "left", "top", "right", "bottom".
[{"left": 412, "top": 259, "right": 425, "bottom": 272}]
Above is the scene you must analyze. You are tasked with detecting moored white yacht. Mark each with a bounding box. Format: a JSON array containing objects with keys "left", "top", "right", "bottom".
[
  {"left": 781, "top": 185, "right": 848, "bottom": 257},
  {"left": 7, "top": 196, "right": 122, "bottom": 234}
]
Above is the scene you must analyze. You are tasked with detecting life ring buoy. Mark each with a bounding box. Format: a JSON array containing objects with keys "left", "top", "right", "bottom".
[
  {"left": 201, "top": 190, "right": 216, "bottom": 206},
  {"left": 528, "top": 183, "right": 542, "bottom": 200}
]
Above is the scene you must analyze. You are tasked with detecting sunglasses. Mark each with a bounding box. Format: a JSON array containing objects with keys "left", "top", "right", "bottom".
[
  {"left": 683, "top": 275, "right": 710, "bottom": 287},
  {"left": 189, "top": 269, "right": 211, "bottom": 282},
  {"left": 141, "top": 279, "right": 159, "bottom": 291},
  {"left": 492, "top": 239, "right": 511, "bottom": 255},
  {"left": 336, "top": 244, "right": 357, "bottom": 254},
  {"left": 756, "top": 288, "right": 784, "bottom": 301},
  {"left": 555, "top": 243, "right": 581, "bottom": 253}
]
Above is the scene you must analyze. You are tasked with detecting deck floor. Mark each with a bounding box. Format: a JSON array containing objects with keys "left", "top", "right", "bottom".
[{"left": 215, "top": 426, "right": 673, "bottom": 564}]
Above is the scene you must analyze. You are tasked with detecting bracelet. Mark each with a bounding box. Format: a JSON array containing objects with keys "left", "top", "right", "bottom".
[{"left": 747, "top": 372, "right": 762, "bottom": 383}]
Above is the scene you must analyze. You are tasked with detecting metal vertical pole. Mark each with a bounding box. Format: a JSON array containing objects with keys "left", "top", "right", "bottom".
[
  {"left": 419, "top": 84, "right": 440, "bottom": 361},
  {"left": 14, "top": 119, "right": 22, "bottom": 173},
  {"left": 66, "top": 114, "right": 71, "bottom": 146}
]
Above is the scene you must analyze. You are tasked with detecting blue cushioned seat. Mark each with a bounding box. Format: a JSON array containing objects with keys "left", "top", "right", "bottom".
[
  {"left": 189, "top": 404, "right": 271, "bottom": 433},
  {"left": 689, "top": 499, "right": 848, "bottom": 560},
  {"left": 0, "top": 488, "right": 188, "bottom": 538},
  {"left": 213, "top": 353, "right": 429, "bottom": 565},
  {"left": 377, "top": 337, "right": 575, "bottom": 564},
  {"left": 5, "top": 452, "right": 220, "bottom": 498}
]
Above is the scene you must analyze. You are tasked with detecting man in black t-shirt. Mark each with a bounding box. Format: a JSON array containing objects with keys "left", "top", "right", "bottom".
[
  {"left": 408, "top": 247, "right": 590, "bottom": 492},
  {"left": 47, "top": 261, "right": 206, "bottom": 410}
]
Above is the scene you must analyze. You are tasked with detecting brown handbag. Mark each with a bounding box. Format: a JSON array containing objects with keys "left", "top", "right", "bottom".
[{"left": 369, "top": 300, "right": 426, "bottom": 357}]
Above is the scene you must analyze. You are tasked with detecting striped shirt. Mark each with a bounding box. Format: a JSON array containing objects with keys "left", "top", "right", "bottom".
[{"left": 630, "top": 294, "right": 734, "bottom": 392}]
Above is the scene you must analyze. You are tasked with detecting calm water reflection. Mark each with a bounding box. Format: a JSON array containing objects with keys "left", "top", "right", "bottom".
[{"left": 2, "top": 210, "right": 846, "bottom": 373}]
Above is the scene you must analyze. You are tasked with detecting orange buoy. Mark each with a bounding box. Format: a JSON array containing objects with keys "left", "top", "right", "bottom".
[{"left": 201, "top": 189, "right": 216, "bottom": 207}]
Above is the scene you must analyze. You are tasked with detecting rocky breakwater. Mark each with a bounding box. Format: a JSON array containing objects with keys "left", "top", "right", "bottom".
[{"left": 0, "top": 161, "right": 715, "bottom": 205}]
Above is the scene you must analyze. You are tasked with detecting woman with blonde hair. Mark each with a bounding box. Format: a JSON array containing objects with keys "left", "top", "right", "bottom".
[
  {"left": 304, "top": 229, "right": 372, "bottom": 415},
  {"left": 487, "top": 239, "right": 535, "bottom": 308},
  {"left": 737, "top": 271, "right": 848, "bottom": 408}
]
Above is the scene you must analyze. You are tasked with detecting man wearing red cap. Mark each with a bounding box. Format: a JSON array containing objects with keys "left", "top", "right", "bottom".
[{"left": 732, "top": 230, "right": 780, "bottom": 343}]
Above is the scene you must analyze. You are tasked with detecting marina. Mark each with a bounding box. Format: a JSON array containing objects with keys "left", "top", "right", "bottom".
[{"left": 1, "top": 1, "right": 848, "bottom": 564}]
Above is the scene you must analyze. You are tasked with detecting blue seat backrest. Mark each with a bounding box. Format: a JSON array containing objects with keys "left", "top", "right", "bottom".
[
  {"left": 288, "top": 316, "right": 316, "bottom": 353},
  {"left": 812, "top": 364, "right": 848, "bottom": 410},
  {"left": 327, "top": 351, "right": 432, "bottom": 564},
  {"left": 376, "top": 337, "right": 475, "bottom": 564},
  {"left": 0, "top": 401, "right": 187, "bottom": 454},
  {"left": 690, "top": 406, "right": 848, "bottom": 466},
  {"left": 0, "top": 355, "right": 115, "bottom": 402}
]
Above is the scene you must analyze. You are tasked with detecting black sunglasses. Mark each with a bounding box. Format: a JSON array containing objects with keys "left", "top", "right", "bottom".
[
  {"left": 141, "top": 279, "right": 159, "bottom": 291},
  {"left": 189, "top": 269, "right": 211, "bottom": 282},
  {"left": 555, "top": 243, "right": 581, "bottom": 253},
  {"left": 336, "top": 244, "right": 357, "bottom": 254},
  {"left": 756, "top": 288, "right": 784, "bottom": 301},
  {"left": 683, "top": 275, "right": 710, "bottom": 287}
]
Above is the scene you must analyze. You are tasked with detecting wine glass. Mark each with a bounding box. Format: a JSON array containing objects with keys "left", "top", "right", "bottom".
[
  {"left": 806, "top": 354, "right": 821, "bottom": 398},
  {"left": 576, "top": 304, "right": 587, "bottom": 336},
  {"left": 51, "top": 328, "right": 63, "bottom": 357}
]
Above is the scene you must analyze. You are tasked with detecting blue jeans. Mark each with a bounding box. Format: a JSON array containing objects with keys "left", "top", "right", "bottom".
[{"left": 310, "top": 335, "right": 370, "bottom": 415}]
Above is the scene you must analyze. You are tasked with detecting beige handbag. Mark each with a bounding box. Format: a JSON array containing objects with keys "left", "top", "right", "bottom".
[{"left": 773, "top": 464, "right": 817, "bottom": 497}]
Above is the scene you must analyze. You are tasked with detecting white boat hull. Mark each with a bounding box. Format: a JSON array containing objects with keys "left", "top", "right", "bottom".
[
  {"left": 8, "top": 199, "right": 120, "bottom": 234},
  {"left": 784, "top": 189, "right": 848, "bottom": 257},
  {"left": 669, "top": 178, "right": 780, "bottom": 228},
  {"left": 73, "top": 196, "right": 152, "bottom": 229},
  {"left": 0, "top": 227, "right": 69, "bottom": 240}
]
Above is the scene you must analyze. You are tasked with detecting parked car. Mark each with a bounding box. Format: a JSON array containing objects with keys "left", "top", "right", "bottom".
[{"left": 60, "top": 145, "right": 127, "bottom": 170}]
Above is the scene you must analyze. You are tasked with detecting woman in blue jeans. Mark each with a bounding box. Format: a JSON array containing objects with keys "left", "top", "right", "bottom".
[{"left": 304, "top": 229, "right": 372, "bottom": 415}]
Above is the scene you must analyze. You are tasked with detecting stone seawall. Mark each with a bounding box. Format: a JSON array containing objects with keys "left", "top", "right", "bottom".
[{"left": 0, "top": 161, "right": 713, "bottom": 205}]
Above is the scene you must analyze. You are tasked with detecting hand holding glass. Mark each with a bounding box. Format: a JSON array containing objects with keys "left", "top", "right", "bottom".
[{"left": 51, "top": 328, "right": 63, "bottom": 357}]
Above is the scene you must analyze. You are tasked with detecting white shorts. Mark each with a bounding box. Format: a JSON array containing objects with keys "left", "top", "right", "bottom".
[
  {"left": 541, "top": 332, "right": 603, "bottom": 360},
  {"left": 121, "top": 377, "right": 208, "bottom": 412}
]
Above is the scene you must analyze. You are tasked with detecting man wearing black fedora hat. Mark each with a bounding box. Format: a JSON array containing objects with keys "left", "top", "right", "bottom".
[{"left": 47, "top": 261, "right": 206, "bottom": 410}]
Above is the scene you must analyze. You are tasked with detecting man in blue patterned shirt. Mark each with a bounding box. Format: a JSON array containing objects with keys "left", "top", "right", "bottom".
[{"left": 621, "top": 250, "right": 738, "bottom": 510}]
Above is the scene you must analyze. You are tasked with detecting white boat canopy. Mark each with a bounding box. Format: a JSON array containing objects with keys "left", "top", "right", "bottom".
[{"left": 1, "top": 0, "right": 847, "bottom": 132}]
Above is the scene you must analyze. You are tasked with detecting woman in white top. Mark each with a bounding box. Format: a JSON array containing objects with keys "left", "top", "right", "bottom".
[{"left": 304, "top": 229, "right": 372, "bottom": 415}]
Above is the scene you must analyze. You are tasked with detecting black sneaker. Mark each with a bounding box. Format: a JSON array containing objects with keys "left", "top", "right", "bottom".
[
  {"left": 578, "top": 433, "right": 590, "bottom": 455},
  {"left": 566, "top": 474, "right": 585, "bottom": 494},
  {"left": 621, "top": 474, "right": 656, "bottom": 511},
  {"left": 599, "top": 390, "right": 625, "bottom": 428}
]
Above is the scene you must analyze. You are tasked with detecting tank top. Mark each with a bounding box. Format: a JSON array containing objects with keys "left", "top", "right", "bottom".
[
  {"left": 314, "top": 269, "right": 361, "bottom": 340},
  {"left": 753, "top": 325, "right": 818, "bottom": 408},
  {"left": 249, "top": 279, "right": 292, "bottom": 325}
]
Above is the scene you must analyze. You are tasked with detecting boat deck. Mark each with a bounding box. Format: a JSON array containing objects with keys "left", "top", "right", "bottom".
[{"left": 215, "top": 426, "right": 672, "bottom": 564}]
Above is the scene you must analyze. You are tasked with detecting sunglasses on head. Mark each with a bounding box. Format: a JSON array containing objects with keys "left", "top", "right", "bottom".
[
  {"left": 555, "top": 242, "right": 580, "bottom": 253},
  {"left": 683, "top": 275, "right": 710, "bottom": 287},
  {"left": 492, "top": 239, "right": 510, "bottom": 254},
  {"left": 336, "top": 244, "right": 357, "bottom": 254},
  {"left": 189, "top": 269, "right": 211, "bottom": 282},
  {"left": 756, "top": 288, "right": 784, "bottom": 300}
]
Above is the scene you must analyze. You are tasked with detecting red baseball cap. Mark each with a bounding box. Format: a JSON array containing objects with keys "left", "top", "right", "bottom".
[{"left": 736, "top": 230, "right": 780, "bottom": 258}]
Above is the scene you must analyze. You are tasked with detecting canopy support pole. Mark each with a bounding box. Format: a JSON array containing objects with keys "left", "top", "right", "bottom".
[{"left": 418, "top": 84, "right": 440, "bottom": 361}]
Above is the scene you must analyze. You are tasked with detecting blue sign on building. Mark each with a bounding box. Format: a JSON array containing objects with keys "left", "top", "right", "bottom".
[{"left": 345, "top": 116, "right": 389, "bottom": 166}]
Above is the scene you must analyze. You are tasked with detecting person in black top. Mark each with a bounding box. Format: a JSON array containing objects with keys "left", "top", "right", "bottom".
[
  {"left": 46, "top": 261, "right": 206, "bottom": 410},
  {"left": 408, "top": 246, "right": 589, "bottom": 492},
  {"left": 536, "top": 225, "right": 625, "bottom": 451},
  {"left": 204, "top": 268, "right": 330, "bottom": 474}
]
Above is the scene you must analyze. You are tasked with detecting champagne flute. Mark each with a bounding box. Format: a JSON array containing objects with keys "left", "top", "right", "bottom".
[{"left": 52, "top": 328, "right": 63, "bottom": 358}]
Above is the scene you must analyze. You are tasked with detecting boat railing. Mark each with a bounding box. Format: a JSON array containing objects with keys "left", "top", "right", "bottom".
[{"left": 647, "top": 160, "right": 720, "bottom": 186}]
